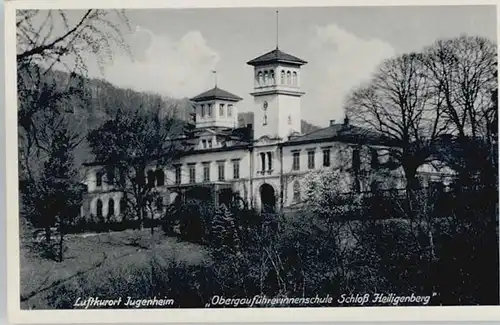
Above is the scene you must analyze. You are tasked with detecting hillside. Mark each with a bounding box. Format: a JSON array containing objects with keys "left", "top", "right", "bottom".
[{"left": 19, "top": 67, "right": 320, "bottom": 167}]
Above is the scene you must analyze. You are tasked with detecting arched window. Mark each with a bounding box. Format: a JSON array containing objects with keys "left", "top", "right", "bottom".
[
  {"left": 120, "top": 196, "right": 127, "bottom": 214},
  {"left": 257, "top": 71, "right": 263, "bottom": 85},
  {"left": 108, "top": 198, "right": 115, "bottom": 216},
  {"left": 287, "top": 71, "right": 291, "bottom": 84},
  {"left": 271, "top": 71, "right": 275, "bottom": 84},
  {"left": 96, "top": 199, "right": 103, "bottom": 218},
  {"left": 293, "top": 181, "right": 300, "bottom": 201},
  {"left": 280, "top": 70, "right": 285, "bottom": 84},
  {"left": 201, "top": 104, "right": 205, "bottom": 118},
  {"left": 155, "top": 169, "right": 165, "bottom": 186},
  {"left": 292, "top": 71, "right": 297, "bottom": 85},
  {"left": 147, "top": 170, "right": 155, "bottom": 187},
  {"left": 264, "top": 71, "right": 268, "bottom": 85}
]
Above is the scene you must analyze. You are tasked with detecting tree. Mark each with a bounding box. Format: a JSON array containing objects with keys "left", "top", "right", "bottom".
[
  {"left": 422, "top": 36, "right": 497, "bottom": 186},
  {"left": 211, "top": 204, "right": 240, "bottom": 257},
  {"left": 87, "top": 103, "right": 180, "bottom": 230},
  {"left": 345, "top": 52, "right": 448, "bottom": 191},
  {"left": 17, "top": 9, "right": 131, "bottom": 185},
  {"left": 24, "top": 113, "right": 86, "bottom": 261}
]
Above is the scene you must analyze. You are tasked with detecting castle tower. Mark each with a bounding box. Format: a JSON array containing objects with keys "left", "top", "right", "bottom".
[
  {"left": 247, "top": 41, "right": 307, "bottom": 139},
  {"left": 191, "top": 85, "right": 242, "bottom": 129}
]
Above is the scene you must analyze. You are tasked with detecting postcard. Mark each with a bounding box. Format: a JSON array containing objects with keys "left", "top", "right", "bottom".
[{"left": 5, "top": 0, "right": 500, "bottom": 322}]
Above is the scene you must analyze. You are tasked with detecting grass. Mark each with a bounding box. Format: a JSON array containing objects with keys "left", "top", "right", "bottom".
[{"left": 20, "top": 228, "right": 211, "bottom": 309}]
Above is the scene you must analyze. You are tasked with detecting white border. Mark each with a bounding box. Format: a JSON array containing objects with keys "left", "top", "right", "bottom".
[{"left": 5, "top": 0, "right": 500, "bottom": 323}]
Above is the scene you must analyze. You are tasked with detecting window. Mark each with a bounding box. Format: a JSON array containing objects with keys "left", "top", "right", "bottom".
[
  {"left": 258, "top": 71, "right": 263, "bottom": 85},
  {"left": 96, "top": 171, "right": 103, "bottom": 187},
  {"left": 202, "top": 140, "right": 207, "bottom": 149},
  {"left": 233, "top": 160, "right": 240, "bottom": 179},
  {"left": 219, "top": 104, "right": 225, "bottom": 117},
  {"left": 155, "top": 169, "right": 165, "bottom": 186},
  {"left": 263, "top": 114, "right": 267, "bottom": 126},
  {"left": 307, "top": 150, "right": 315, "bottom": 169},
  {"left": 147, "top": 170, "right": 155, "bottom": 187},
  {"left": 292, "top": 71, "right": 297, "bottom": 85},
  {"left": 175, "top": 165, "right": 181, "bottom": 185},
  {"left": 264, "top": 71, "right": 268, "bottom": 85},
  {"left": 352, "top": 148, "right": 361, "bottom": 172},
  {"left": 108, "top": 198, "right": 115, "bottom": 216},
  {"left": 218, "top": 162, "right": 225, "bottom": 181},
  {"left": 370, "top": 149, "right": 379, "bottom": 168},
  {"left": 106, "top": 167, "right": 114, "bottom": 185},
  {"left": 260, "top": 152, "right": 266, "bottom": 172},
  {"left": 267, "top": 152, "right": 273, "bottom": 171},
  {"left": 136, "top": 170, "right": 145, "bottom": 185},
  {"left": 96, "top": 199, "right": 103, "bottom": 218},
  {"left": 287, "top": 71, "right": 291, "bottom": 84},
  {"left": 271, "top": 71, "right": 275, "bottom": 84},
  {"left": 156, "top": 197, "right": 164, "bottom": 213},
  {"left": 293, "top": 181, "right": 300, "bottom": 201},
  {"left": 292, "top": 152, "right": 300, "bottom": 171},
  {"left": 208, "top": 139, "right": 213, "bottom": 148},
  {"left": 227, "top": 104, "right": 233, "bottom": 117},
  {"left": 120, "top": 196, "right": 127, "bottom": 214},
  {"left": 203, "top": 163, "right": 210, "bottom": 182},
  {"left": 323, "top": 149, "right": 331, "bottom": 167},
  {"left": 188, "top": 164, "right": 196, "bottom": 183},
  {"left": 280, "top": 70, "right": 285, "bottom": 84},
  {"left": 207, "top": 104, "right": 212, "bottom": 117},
  {"left": 201, "top": 104, "right": 205, "bottom": 117},
  {"left": 288, "top": 115, "right": 292, "bottom": 125}
]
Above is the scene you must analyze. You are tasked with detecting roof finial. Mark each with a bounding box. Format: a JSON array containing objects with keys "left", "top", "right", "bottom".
[
  {"left": 275, "top": 10, "right": 279, "bottom": 50},
  {"left": 212, "top": 70, "right": 217, "bottom": 88}
]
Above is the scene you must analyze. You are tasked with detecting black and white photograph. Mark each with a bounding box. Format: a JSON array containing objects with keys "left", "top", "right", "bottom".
[{"left": 5, "top": 0, "right": 500, "bottom": 322}]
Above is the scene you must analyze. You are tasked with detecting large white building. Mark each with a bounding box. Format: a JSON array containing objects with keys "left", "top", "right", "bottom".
[{"left": 81, "top": 45, "right": 455, "bottom": 220}]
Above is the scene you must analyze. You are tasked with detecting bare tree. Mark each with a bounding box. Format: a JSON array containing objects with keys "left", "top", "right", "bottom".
[
  {"left": 345, "top": 52, "right": 448, "bottom": 190},
  {"left": 17, "top": 9, "right": 130, "bottom": 73},
  {"left": 17, "top": 10, "right": 131, "bottom": 175},
  {"left": 87, "top": 101, "right": 181, "bottom": 230},
  {"left": 421, "top": 36, "right": 497, "bottom": 185}
]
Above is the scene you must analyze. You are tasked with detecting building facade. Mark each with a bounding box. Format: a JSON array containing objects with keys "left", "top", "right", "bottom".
[{"left": 81, "top": 46, "right": 455, "bottom": 220}]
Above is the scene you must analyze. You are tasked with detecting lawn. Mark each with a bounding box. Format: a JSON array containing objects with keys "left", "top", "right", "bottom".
[{"left": 20, "top": 228, "right": 211, "bottom": 309}]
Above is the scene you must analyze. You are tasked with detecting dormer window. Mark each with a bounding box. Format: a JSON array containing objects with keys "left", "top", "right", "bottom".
[
  {"left": 227, "top": 104, "right": 233, "bottom": 117},
  {"left": 219, "top": 104, "right": 225, "bottom": 117}
]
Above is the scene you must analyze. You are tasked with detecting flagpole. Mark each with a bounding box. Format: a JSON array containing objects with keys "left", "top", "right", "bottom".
[{"left": 276, "top": 10, "right": 279, "bottom": 49}]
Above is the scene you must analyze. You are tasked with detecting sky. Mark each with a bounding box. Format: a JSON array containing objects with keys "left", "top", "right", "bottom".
[{"left": 51, "top": 6, "right": 497, "bottom": 127}]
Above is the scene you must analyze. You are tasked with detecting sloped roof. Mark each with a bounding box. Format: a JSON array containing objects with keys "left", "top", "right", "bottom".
[
  {"left": 191, "top": 86, "right": 242, "bottom": 102},
  {"left": 285, "top": 123, "right": 394, "bottom": 146},
  {"left": 247, "top": 48, "right": 307, "bottom": 66}
]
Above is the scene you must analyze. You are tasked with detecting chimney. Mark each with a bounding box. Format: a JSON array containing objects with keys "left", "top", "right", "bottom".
[
  {"left": 246, "top": 123, "right": 254, "bottom": 140},
  {"left": 329, "top": 119, "right": 336, "bottom": 126},
  {"left": 343, "top": 115, "right": 350, "bottom": 126}
]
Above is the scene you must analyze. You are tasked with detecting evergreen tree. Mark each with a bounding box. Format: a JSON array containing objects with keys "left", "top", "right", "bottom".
[
  {"left": 27, "top": 121, "right": 85, "bottom": 261},
  {"left": 211, "top": 204, "right": 240, "bottom": 257}
]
